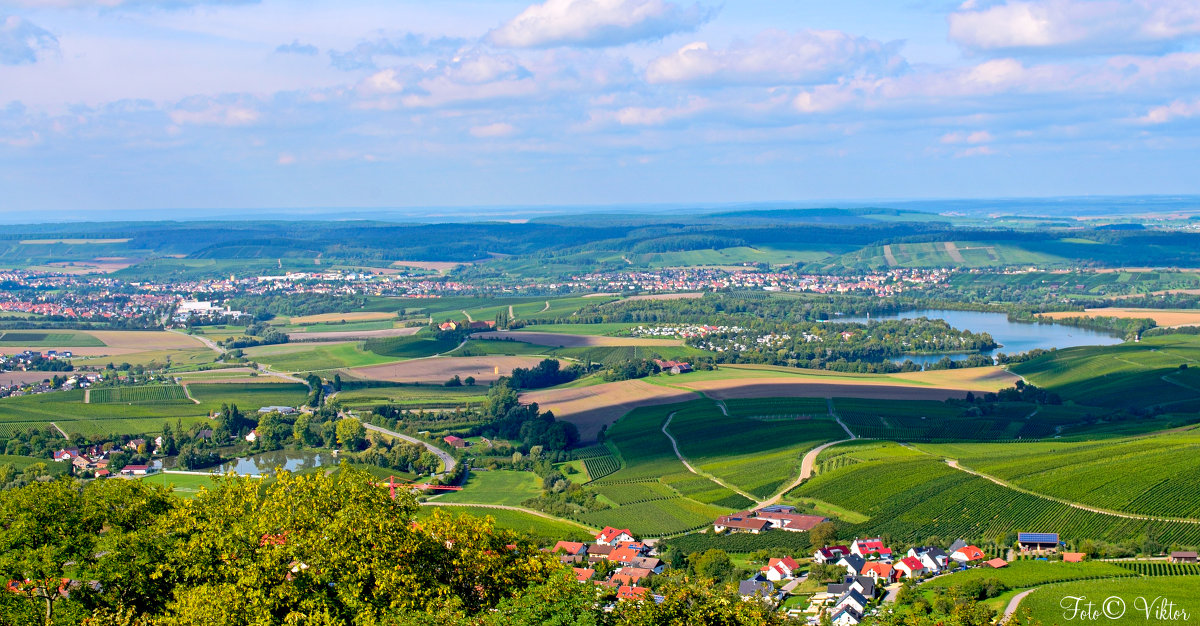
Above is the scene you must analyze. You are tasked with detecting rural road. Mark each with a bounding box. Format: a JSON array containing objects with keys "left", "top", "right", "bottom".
[
  {"left": 49, "top": 422, "right": 68, "bottom": 438},
  {"left": 420, "top": 501, "right": 597, "bottom": 532},
  {"left": 171, "top": 328, "right": 223, "bottom": 354},
  {"left": 943, "top": 459, "right": 1200, "bottom": 524},
  {"left": 1002, "top": 589, "right": 1038, "bottom": 624},
  {"left": 362, "top": 422, "right": 457, "bottom": 474},
  {"left": 759, "top": 400, "right": 857, "bottom": 506},
  {"left": 661, "top": 411, "right": 759, "bottom": 503},
  {"left": 461, "top": 310, "right": 474, "bottom": 323}
]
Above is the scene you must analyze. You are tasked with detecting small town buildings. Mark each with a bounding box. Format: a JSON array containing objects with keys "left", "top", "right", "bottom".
[
  {"left": 860, "top": 561, "right": 893, "bottom": 581},
  {"left": 1170, "top": 551, "right": 1199, "bottom": 563},
  {"left": 753, "top": 508, "right": 827, "bottom": 532},
  {"left": 760, "top": 556, "right": 800, "bottom": 581},
  {"left": 572, "top": 568, "right": 595, "bottom": 583},
  {"left": 894, "top": 556, "right": 926, "bottom": 579},
  {"left": 258, "top": 406, "right": 297, "bottom": 415},
  {"left": 834, "top": 589, "right": 869, "bottom": 614},
  {"left": 850, "top": 538, "right": 893, "bottom": 560},
  {"left": 587, "top": 544, "right": 614, "bottom": 562},
  {"left": 828, "top": 576, "right": 875, "bottom": 599},
  {"left": 738, "top": 574, "right": 774, "bottom": 601},
  {"left": 611, "top": 567, "right": 653, "bottom": 586},
  {"left": 814, "top": 546, "right": 851, "bottom": 564},
  {"left": 552, "top": 541, "right": 588, "bottom": 556},
  {"left": 616, "top": 585, "right": 649, "bottom": 601},
  {"left": 595, "top": 527, "right": 634, "bottom": 546},
  {"left": 1018, "top": 532, "right": 1060, "bottom": 554},
  {"left": 52, "top": 448, "right": 81, "bottom": 462},
  {"left": 950, "top": 545, "right": 986, "bottom": 563},
  {"left": 837, "top": 555, "right": 868, "bottom": 577},
  {"left": 831, "top": 606, "right": 863, "bottom": 626}
]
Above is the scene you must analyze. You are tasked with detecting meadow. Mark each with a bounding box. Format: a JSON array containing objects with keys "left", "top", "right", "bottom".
[
  {"left": 244, "top": 342, "right": 401, "bottom": 372},
  {"left": 363, "top": 331, "right": 463, "bottom": 358},
  {"left": 431, "top": 469, "right": 543, "bottom": 507}
]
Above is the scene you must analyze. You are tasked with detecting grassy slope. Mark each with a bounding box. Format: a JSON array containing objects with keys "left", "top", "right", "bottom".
[
  {"left": 432, "top": 470, "right": 544, "bottom": 507},
  {"left": 1020, "top": 576, "right": 1200, "bottom": 625}
]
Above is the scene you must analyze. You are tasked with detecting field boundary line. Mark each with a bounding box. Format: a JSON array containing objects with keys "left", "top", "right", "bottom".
[
  {"left": 83, "top": 389, "right": 90, "bottom": 404},
  {"left": 49, "top": 422, "right": 68, "bottom": 438},
  {"left": 180, "top": 383, "right": 201, "bottom": 404},
  {"left": 941, "top": 458, "right": 1200, "bottom": 525},
  {"left": 1001, "top": 588, "right": 1039, "bottom": 624},
  {"left": 419, "top": 501, "right": 598, "bottom": 532},
  {"left": 660, "top": 411, "right": 758, "bottom": 503},
  {"left": 461, "top": 310, "right": 474, "bottom": 322}
]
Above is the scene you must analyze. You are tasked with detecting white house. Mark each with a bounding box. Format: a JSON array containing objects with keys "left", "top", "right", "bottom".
[
  {"left": 245, "top": 430, "right": 258, "bottom": 443},
  {"left": 595, "top": 527, "right": 634, "bottom": 546},
  {"left": 761, "top": 556, "right": 800, "bottom": 581},
  {"left": 849, "top": 538, "right": 893, "bottom": 560},
  {"left": 894, "top": 556, "right": 926, "bottom": 579},
  {"left": 834, "top": 589, "right": 868, "bottom": 614},
  {"left": 831, "top": 607, "right": 862, "bottom": 626}
]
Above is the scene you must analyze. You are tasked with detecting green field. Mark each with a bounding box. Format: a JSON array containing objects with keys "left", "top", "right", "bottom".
[
  {"left": 185, "top": 382, "right": 310, "bottom": 409},
  {"left": 915, "top": 430, "right": 1200, "bottom": 519},
  {"left": 245, "top": 342, "right": 401, "bottom": 372},
  {"left": 451, "top": 339, "right": 549, "bottom": 356},
  {"left": 792, "top": 440, "right": 1200, "bottom": 545},
  {"left": 335, "top": 385, "right": 488, "bottom": 410},
  {"left": 925, "top": 560, "right": 1135, "bottom": 591},
  {"left": 833, "top": 397, "right": 1051, "bottom": 440},
  {"left": 0, "top": 454, "right": 69, "bottom": 476},
  {"left": 1019, "top": 576, "right": 1200, "bottom": 625},
  {"left": 415, "top": 505, "right": 594, "bottom": 543},
  {"left": 431, "top": 470, "right": 543, "bottom": 507},
  {"left": 363, "top": 331, "right": 463, "bottom": 358},
  {"left": 138, "top": 472, "right": 228, "bottom": 498},
  {"left": 0, "top": 330, "right": 105, "bottom": 346},
  {"left": 0, "top": 389, "right": 210, "bottom": 438},
  {"left": 89, "top": 385, "right": 191, "bottom": 405},
  {"left": 636, "top": 245, "right": 846, "bottom": 268},
  {"left": 1012, "top": 335, "right": 1200, "bottom": 408},
  {"left": 512, "top": 323, "right": 640, "bottom": 335}
]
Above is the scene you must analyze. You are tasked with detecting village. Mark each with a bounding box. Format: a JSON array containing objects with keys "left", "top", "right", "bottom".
[{"left": 549, "top": 510, "right": 1147, "bottom": 624}]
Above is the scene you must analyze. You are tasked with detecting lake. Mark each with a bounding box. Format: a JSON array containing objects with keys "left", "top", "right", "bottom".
[
  {"left": 215, "top": 449, "right": 333, "bottom": 476},
  {"left": 833, "top": 309, "right": 1125, "bottom": 367}
]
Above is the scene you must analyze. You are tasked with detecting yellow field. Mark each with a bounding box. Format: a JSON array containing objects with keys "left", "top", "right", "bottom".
[
  {"left": 488, "top": 331, "right": 681, "bottom": 348},
  {"left": 349, "top": 356, "right": 556, "bottom": 384},
  {"left": 0, "top": 330, "right": 208, "bottom": 357},
  {"left": 289, "top": 311, "right": 397, "bottom": 324},
  {"left": 1041, "top": 308, "right": 1200, "bottom": 327},
  {"left": 521, "top": 379, "right": 697, "bottom": 441}
]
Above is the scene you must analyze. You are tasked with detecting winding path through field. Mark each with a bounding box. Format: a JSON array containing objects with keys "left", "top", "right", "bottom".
[
  {"left": 1002, "top": 589, "right": 1039, "bottom": 624},
  {"left": 170, "top": 328, "right": 223, "bottom": 354},
  {"left": 420, "top": 502, "right": 598, "bottom": 531},
  {"left": 758, "top": 399, "right": 857, "bottom": 506},
  {"left": 49, "top": 422, "right": 68, "bottom": 438},
  {"left": 361, "top": 421, "right": 457, "bottom": 474},
  {"left": 942, "top": 458, "right": 1200, "bottom": 524},
  {"left": 461, "top": 310, "right": 474, "bottom": 323},
  {"left": 661, "top": 411, "right": 759, "bottom": 503}
]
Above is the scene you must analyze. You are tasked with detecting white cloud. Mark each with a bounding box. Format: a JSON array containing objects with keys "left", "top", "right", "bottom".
[
  {"left": 646, "top": 29, "right": 905, "bottom": 85},
  {"left": 4, "top": 0, "right": 259, "bottom": 8},
  {"left": 489, "top": 0, "right": 712, "bottom": 48},
  {"left": 949, "top": 0, "right": 1200, "bottom": 54},
  {"left": 169, "top": 99, "right": 259, "bottom": 126},
  {"left": 942, "top": 130, "right": 994, "bottom": 144},
  {"left": 1, "top": 15, "right": 58, "bottom": 65},
  {"left": 470, "top": 122, "right": 516, "bottom": 137},
  {"left": 1139, "top": 98, "right": 1200, "bottom": 124},
  {"left": 277, "top": 152, "right": 295, "bottom": 164},
  {"left": 958, "top": 145, "right": 996, "bottom": 156}
]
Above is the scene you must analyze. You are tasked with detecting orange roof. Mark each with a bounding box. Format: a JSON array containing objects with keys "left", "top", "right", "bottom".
[
  {"left": 610, "top": 547, "right": 640, "bottom": 563},
  {"left": 985, "top": 558, "right": 1008, "bottom": 569},
  {"left": 553, "top": 541, "right": 587, "bottom": 555},
  {"left": 617, "top": 585, "right": 649, "bottom": 601},
  {"left": 861, "top": 561, "right": 893, "bottom": 578},
  {"left": 572, "top": 568, "right": 595, "bottom": 582},
  {"left": 954, "top": 545, "right": 986, "bottom": 561},
  {"left": 1063, "top": 552, "right": 1086, "bottom": 563}
]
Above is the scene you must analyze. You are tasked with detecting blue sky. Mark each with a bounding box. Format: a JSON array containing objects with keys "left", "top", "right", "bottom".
[{"left": 1, "top": 0, "right": 1199, "bottom": 213}]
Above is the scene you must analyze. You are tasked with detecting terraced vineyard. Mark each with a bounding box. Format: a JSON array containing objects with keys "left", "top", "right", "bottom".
[
  {"left": 581, "top": 401, "right": 748, "bottom": 535},
  {"left": 582, "top": 455, "right": 620, "bottom": 482},
  {"left": 791, "top": 443, "right": 1200, "bottom": 545},
  {"left": 917, "top": 431, "right": 1200, "bottom": 519},
  {"left": 669, "top": 403, "right": 844, "bottom": 499},
  {"left": 925, "top": 560, "right": 1136, "bottom": 590},
  {"left": 833, "top": 398, "right": 1041, "bottom": 441},
  {"left": 1118, "top": 562, "right": 1200, "bottom": 576},
  {"left": 89, "top": 385, "right": 191, "bottom": 404},
  {"left": 723, "top": 397, "right": 829, "bottom": 420}
]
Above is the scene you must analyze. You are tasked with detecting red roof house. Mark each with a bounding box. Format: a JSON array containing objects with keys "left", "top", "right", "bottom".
[
  {"left": 595, "top": 527, "right": 634, "bottom": 545},
  {"left": 985, "top": 558, "right": 1009, "bottom": 569},
  {"left": 617, "top": 585, "right": 649, "bottom": 601},
  {"left": 951, "top": 545, "right": 986, "bottom": 563}
]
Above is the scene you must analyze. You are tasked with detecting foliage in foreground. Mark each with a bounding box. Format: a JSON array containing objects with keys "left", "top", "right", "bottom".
[{"left": 0, "top": 468, "right": 783, "bottom": 626}]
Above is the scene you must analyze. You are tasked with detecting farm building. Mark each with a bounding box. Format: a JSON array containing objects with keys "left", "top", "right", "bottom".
[
  {"left": 985, "top": 558, "right": 1009, "bottom": 569},
  {"left": 595, "top": 527, "right": 634, "bottom": 546},
  {"left": 119, "top": 465, "right": 153, "bottom": 476},
  {"left": 714, "top": 513, "right": 770, "bottom": 534},
  {"left": 443, "top": 436, "right": 467, "bottom": 448},
  {"left": 1018, "top": 532, "right": 1060, "bottom": 553},
  {"left": 653, "top": 359, "right": 693, "bottom": 374},
  {"left": 754, "top": 509, "right": 827, "bottom": 532},
  {"left": 1170, "top": 551, "right": 1198, "bottom": 563}
]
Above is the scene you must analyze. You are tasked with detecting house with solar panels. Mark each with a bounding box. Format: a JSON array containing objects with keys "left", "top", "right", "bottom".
[{"left": 1017, "top": 532, "right": 1060, "bottom": 554}]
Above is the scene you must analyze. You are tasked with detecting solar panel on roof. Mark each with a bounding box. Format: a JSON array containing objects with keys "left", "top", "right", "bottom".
[{"left": 1018, "top": 533, "right": 1059, "bottom": 543}]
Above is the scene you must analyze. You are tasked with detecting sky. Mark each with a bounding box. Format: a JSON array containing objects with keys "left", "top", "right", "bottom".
[{"left": 1, "top": 0, "right": 1199, "bottom": 214}]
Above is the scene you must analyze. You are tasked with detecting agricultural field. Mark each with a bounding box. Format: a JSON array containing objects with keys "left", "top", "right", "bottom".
[
  {"left": 289, "top": 312, "right": 398, "bottom": 324},
  {"left": 138, "top": 472, "right": 227, "bottom": 498},
  {"left": 416, "top": 505, "right": 594, "bottom": 543},
  {"left": 581, "top": 401, "right": 748, "bottom": 535},
  {"left": 431, "top": 470, "right": 543, "bottom": 507},
  {"left": 508, "top": 323, "right": 639, "bottom": 335},
  {"left": 791, "top": 441, "right": 1200, "bottom": 545},
  {"left": 348, "top": 356, "right": 554, "bottom": 385},
  {"left": 334, "top": 385, "right": 487, "bottom": 410},
  {"left": 0, "top": 330, "right": 104, "bottom": 347},
  {"left": 363, "top": 331, "right": 463, "bottom": 358},
  {"left": 521, "top": 379, "right": 697, "bottom": 442},
  {"left": 915, "top": 430, "right": 1200, "bottom": 519},
  {"left": 1042, "top": 308, "right": 1200, "bottom": 327},
  {"left": 1012, "top": 334, "right": 1200, "bottom": 408},
  {"left": 184, "top": 382, "right": 310, "bottom": 409},
  {"left": 638, "top": 244, "right": 845, "bottom": 268},
  {"left": 722, "top": 397, "right": 830, "bottom": 419},
  {"left": 89, "top": 385, "right": 191, "bottom": 405},
  {"left": 244, "top": 342, "right": 401, "bottom": 372},
  {"left": 0, "top": 389, "right": 211, "bottom": 438},
  {"left": 1019, "top": 576, "right": 1200, "bottom": 625},
  {"left": 488, "top": 330, "right": 682, "bottom": 348},
  {"left": 0, "top": 454, "right": 69, "bottom": 476},
  {"left": 833, "top": 397, "right": 1045, "bottom": 440},
  {"left": 668, "top": 402, "right": 844, "bottom": 499},
  {"left": 924, "top": 560, "right": 1136, "bottom": 591}
]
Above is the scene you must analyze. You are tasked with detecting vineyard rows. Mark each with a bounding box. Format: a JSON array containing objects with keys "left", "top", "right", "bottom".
[
  {"left": 1117, "top": 562, "right": 1200, "bottom": 576},
  {"left": 582, "top": 455, "right": 620, "bottom": 482},
  {"left": 90, "top": 385, "right": 190, "bottom": 405}
]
